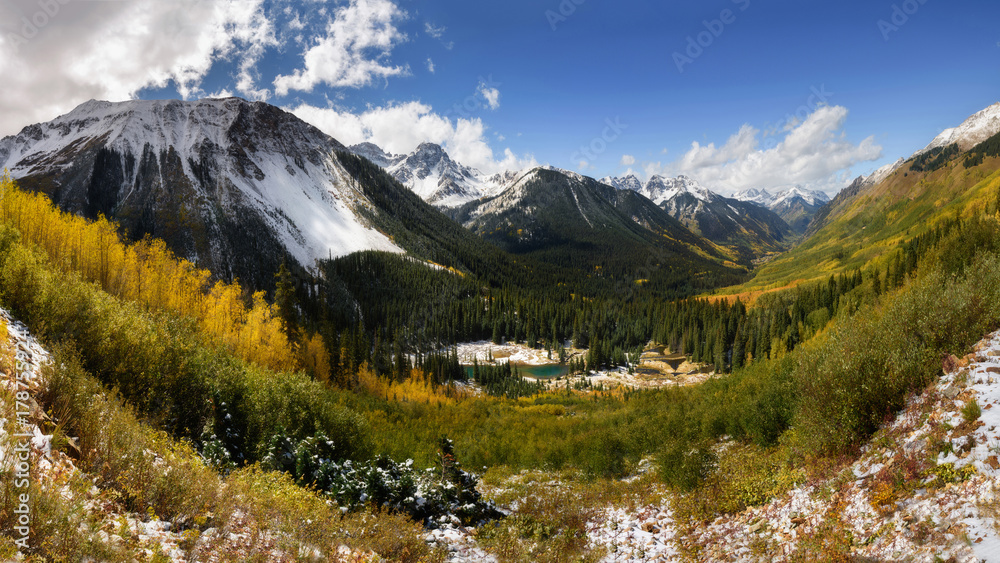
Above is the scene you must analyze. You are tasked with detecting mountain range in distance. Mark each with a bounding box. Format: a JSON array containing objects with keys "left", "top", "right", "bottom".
[
  {"left": 444, "top": 166, "right": 740, "bottom": 285},
  {"left": 351, "top": 136, "right": 829, "bottom": 239},
  {"left": 599, "top": 173, "right": 796, "bottom": 259},
  {"left": 0, "top": 98, "right": 747, "bottom": 297},
  {"left": 3, "top": 97, "right": 1000, "bottom": 300},
  {"left": 349, "top": 141, "right": 511, "bottom": 208},
  {"left": 350, "top": 141, "right": 804, "bottom": 261}
]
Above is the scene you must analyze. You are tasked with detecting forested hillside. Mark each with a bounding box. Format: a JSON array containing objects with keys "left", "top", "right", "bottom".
[{"left": 721, "top": 143, "right": 1000, "bottom": 293}]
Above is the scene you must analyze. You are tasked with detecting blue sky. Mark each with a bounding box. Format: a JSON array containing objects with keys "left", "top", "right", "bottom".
[{"left": 1, "top": 0, "right": 998, "bottom": 194}]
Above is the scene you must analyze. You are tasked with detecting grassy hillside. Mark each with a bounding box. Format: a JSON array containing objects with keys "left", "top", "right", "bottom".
[
  {"left": 715, "top": 153, "right": 1000, "bottom": 295},
  {"left": 8, "top": 158, "right": 1000, "bottom": 559}
]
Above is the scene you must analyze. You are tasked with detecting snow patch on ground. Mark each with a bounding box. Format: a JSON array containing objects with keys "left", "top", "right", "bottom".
[
  {"left": 454, "top": 341, "right": 565, "bottom": 367},
  {"left": 592, "top": 328, "right": 1000, "bottom": 561}
]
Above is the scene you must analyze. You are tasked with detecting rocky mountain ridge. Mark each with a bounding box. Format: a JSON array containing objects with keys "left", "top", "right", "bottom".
[
  {"left": 600, "top": 173, "right": 794, "bottom": 258},
  {"left": 0, "top": 98, "right": 405, "bottom": 287},
  {"left": 348, "top": 141, "right": 508, "bottom": 208}
]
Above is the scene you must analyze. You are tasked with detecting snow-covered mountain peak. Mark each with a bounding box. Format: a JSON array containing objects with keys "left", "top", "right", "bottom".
[
  {"left": 729, "top": 185, "right": 830, "bottom": 232},
  {"left": 732, "top": 188, "right": 774, "bottom": 206},
  {"left": 1, "top": 98, "right": 403, "bottom": 276},
  {"left": 598, "top": 173, "right": 720, "bottom": 206},
  {"left": 921, "top": 102, "right": 1000, "bottom": 153},
  {"left": 646, "top": 174, "right": 715, "bottom": 204},
  {"left": 350, "top": 142, "right": 396, "bottom": 167},
  {"left": 734, "top": 186, "right": 828, "bottom": 208},
  {"left": 600, "top": 174, "right": 643, "bottom": 192},
  {"left": 347, "top": 141, "right": 511, "bottom": 208},
  {"left": 771, "top": 186, "right": 829, "bottom": 207},
  {"left": 412, "top": 142, "right": 446, "bottom": 158}
]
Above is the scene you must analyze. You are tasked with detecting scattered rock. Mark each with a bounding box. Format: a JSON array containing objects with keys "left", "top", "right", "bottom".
[
  {"left": 904, "top": 439, "right": 928, "bottom": 456},
  {"left": 64, "top": 436, "right": 82, "bottom": 460},
  {"left": 943, "top": 386, "right": 961, "bottom": 400},
  {"left": 943, "top": 354, "right": 961, "bottom": 373}
]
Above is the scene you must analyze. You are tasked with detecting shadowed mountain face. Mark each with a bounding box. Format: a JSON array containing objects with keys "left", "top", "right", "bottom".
[
  {"left": 603, "top": 174, "right": 794, "bottom": 262},
  {"left": 450, "top": 167, "right": 746, "bottom": 288},
  {"left": 0, "top": 98, "right": 409, "bottom": 288},
  {"left": 733, "top": 187, "right": 831, "bottom": 233}
]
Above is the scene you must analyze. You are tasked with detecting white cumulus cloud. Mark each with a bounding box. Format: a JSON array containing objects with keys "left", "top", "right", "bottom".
[
  {"left": 0, "top": 0, "right": 274, "bottom": 135},
  {"left": 643, "top": 106, "right": 881, "bottom": 195},
  {"left": 620, "top": 154, "right": 636, "bottom": 166},
  {"left": 273, "top": 0, "right": 409, "bottom": 96},
  {"left": 478, "top": 83, "right": 500, "bottom": 111},
  {"left": 290, "top": 101, "right": 536, "bottom": 175}
]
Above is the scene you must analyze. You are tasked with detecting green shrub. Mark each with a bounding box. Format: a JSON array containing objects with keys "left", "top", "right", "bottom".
[
  {"left": 793, "top": 254, "right": 1000, "bottom": 455},
  {"left": 0, "top": 231, "right": 371, "bottom": 468},
  {"left": 962, "top": 399, "right": 983, "bottom": 423},
  {"left": 0, "top": 464, "right": 126, "bottom": 561},
  {"left": 580, "top": 427, "right": 634, "bottom": 479},
  {"left": 262, "top": 434, "right": 501, "bottom": 526},
  {"left": 669, "top": 443, "right": 802, "bottom": 521},
  {"left": 42, "top": 346, "right": 221, "bottom": 524},
  {"left": 658, "top": 440, "right": 717, "bottom": 491},
  {"left": 212, "top": 467, "right": 442, "bottom": 563}
]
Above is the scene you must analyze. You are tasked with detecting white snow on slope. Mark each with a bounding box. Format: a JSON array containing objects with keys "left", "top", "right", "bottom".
[
  {"left": 861, "top": 157, "right": 906, "bottom": 190},
  {"left": 921, "top": 102, "right": 1000, "bottom": 153},
  {"left": 0, "top": 99, "right": 402, "bottom": 269},
  {"left": 349, "top": 141, "right": 510, "bottom": 208},
  {"left": 733, "top": 186, "right": 830, "bottom": 208},
  {"left": 731, "top": 187, "right": 773, "bottom": 206},
  {"left": 644, "top": 175, "right": 714, "bottom": 205},
  {"left": 769, "top": 186, "right": 829, "bottom": 207},
  {"left": 599, "top": 174, "right": 643, "bottom": 193},
  {"left": 587, "top": 328, "right": 1000, "bottom": 561}
]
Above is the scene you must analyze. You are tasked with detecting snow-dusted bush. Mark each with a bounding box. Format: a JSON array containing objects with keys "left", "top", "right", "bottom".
[{"left": 261, "top": 433, "right": 501, "bottom": 527}]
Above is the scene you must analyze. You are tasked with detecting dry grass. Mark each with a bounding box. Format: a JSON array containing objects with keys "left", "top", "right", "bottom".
[
  {"left": 1, "top": 343, "right": 440, "bottom": 562},
  {"left": 701, "top": 279, "right": 808, "bottom": 306},
  {"left": 476, "top": 468, "right": 662, "bottom": 563}
]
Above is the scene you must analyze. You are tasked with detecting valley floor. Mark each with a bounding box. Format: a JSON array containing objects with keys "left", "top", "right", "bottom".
[
  {"left": 436, "top": 330, "right": 1000, "bottom": 562},
  {"left": 8, "top": 308, "right": 1000, "bottom": 561},
  {"left": 455, "top": 340, "right": 717, "bottom": 391}
]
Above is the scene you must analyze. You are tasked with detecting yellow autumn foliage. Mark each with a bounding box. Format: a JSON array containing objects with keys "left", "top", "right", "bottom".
[
  {"left": 356, "top": 363, "right": 472, "bottom": 406},
  {"left": 0, "top": 172, "right": 296, "bottom": 372}
]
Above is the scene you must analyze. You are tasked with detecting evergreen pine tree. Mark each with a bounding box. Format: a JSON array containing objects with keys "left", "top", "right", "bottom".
[{"left": 274, "top": 260, "right": 298, "bottom": 338}]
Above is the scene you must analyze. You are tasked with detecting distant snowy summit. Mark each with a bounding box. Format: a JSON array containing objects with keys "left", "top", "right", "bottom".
[
  {"left": 731, "top": 186, "right": 830, "bottom": 233},
  {"left": 600, "top": 173, "right": 794, "bottom": 250},
  {"left": 600, "top": 173, "right": 715, "bottom": 206},
  {"left": 348, "top": 141, "right": 509, "bottom": 208},
  {"left": 732, "top": 186, "right": 830, "bottom": 209}
]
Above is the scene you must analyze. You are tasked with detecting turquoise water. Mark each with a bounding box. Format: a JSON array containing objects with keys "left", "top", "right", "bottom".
[{"left": 463, "top": 363, "right": 571, "bottom": 380}]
